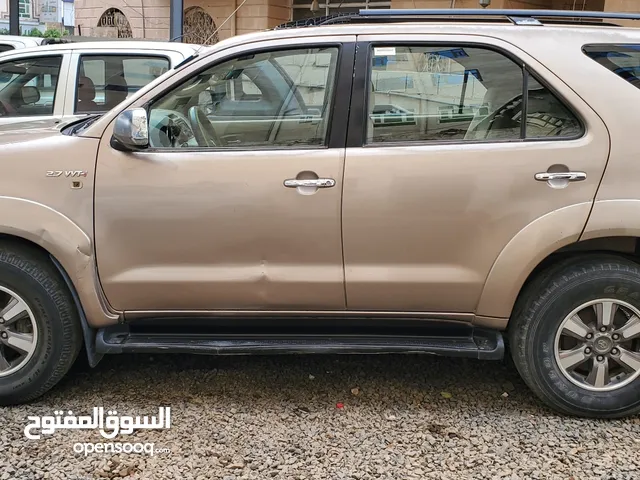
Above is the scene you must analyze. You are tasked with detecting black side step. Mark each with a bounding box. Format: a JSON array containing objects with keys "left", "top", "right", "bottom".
[{"left": 95, "top": 326, "right": 504, "bottom": 360}]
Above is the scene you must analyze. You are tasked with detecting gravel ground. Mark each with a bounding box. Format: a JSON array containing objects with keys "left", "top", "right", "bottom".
[{"left": 1, "top": 353, "right": 639, "bottom": 480}]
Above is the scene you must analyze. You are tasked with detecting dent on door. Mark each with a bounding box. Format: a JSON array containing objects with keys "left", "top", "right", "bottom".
[{"left": 93, "top": 40, "right": 352, "bottom": 312}]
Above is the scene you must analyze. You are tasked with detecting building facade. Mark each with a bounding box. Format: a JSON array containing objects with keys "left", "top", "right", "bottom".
[
  {"left": 0, "top": 0, "right": 74, "bottom": 33},
  {"left": 73, "top": 0, "right": 638, "bottom": 44}
]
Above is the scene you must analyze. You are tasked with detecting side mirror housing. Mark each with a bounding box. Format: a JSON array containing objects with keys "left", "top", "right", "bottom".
[{"left": 110, "top": 107, "right": 149, "bottom": 151}]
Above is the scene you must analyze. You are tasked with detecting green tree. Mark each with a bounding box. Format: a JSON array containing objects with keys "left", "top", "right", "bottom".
[{"left": 42, "top": 28, "right": 62, "bottom": 38}]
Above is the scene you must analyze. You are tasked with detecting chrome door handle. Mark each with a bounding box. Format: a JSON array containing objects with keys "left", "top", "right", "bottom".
[
  {"left": 284, "top": 178, "right": 336, "bottom": 188},
  {"left": 534, "top": 172, "right": 587, "bottom": 182}
]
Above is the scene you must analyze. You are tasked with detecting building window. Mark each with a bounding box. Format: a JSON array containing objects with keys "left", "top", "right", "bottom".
[
  {"left": 291, "top": 0, "right": 390, "bottom": 21},
  {"left": 97, "top": 8, "right": 132, "bottom": 38},
  {"left": 19, "top": 0, "right": 31, "bottom": 19}
]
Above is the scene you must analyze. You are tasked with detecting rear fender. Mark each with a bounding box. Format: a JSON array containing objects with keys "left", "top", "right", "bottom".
[{"left": 475, "top": 203, "right": 593, "bottom": 325}]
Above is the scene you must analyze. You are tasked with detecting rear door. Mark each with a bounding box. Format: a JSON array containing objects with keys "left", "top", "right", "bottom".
[{"left": 342, "top": 34, "right": 610, "bottom": 313}]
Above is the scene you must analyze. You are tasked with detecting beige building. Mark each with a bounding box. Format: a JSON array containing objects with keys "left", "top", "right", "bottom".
[{"left": 74, "top": 0, "right": 639, "bottom": 45}]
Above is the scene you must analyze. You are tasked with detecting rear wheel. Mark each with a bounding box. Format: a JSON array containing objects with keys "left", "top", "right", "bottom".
[
  {"left": 510, "top": 255, "right": 640, "bottom": 418},
  {"left": 0, "top": 244, "right": 82, "bottom": 405}
]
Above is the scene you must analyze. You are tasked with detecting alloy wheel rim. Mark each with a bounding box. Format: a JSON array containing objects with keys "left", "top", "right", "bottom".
[
  {"left": 0, "top": 286, "right": 38, "bottom": 378},
  {"left": 554, "top": 298, "right": 640, "bottom": 392}
]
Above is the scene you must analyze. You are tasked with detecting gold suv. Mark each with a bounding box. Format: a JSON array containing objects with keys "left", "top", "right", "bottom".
[{"left": 1, "top": 9, "right": 640, "bottom": 418}]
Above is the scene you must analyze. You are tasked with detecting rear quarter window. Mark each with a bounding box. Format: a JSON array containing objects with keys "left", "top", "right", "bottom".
[{"left": 583, "top": 44, "right": 640, "bottom": 90}]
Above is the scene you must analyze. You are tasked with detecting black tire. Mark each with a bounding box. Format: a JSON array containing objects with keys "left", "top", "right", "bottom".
[
  {"left": 0, "top": 243, "right": 82, "bottom": 406},
  {"left": 509, "top": 254, "right": 640, "bottom": 418}
]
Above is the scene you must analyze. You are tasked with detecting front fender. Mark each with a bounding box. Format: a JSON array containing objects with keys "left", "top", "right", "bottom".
[
  {"left": 0, "top": 196, "right": 119, "bottom": 328},
  {"left": 476, "top": 203, "right": 593, "bottom": 324}
]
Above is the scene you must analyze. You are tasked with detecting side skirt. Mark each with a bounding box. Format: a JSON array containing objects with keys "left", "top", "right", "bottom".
[{"left": 95, "top": 317, "right": 504, "bottom": 360}]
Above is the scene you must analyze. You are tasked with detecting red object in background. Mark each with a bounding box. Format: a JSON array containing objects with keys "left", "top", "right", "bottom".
[{"left": 336, "top": 402, "right": 344, "bottom": 409}]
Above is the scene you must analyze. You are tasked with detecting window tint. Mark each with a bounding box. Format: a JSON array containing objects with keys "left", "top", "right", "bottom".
[
  {"left": 366, "top": 45, "right": 581, "bottom": 144},
  {"left": 0, "top": 55, "right": 62, "bottom": 117},
  {"left": 76, "top": 55, "right": 169, "bottom": 114},
  {"left": 583, "top": 44, "right": 640, "bottom": 90},
  {"left": 148, "top": 47, "right": 339, "bottom": 149},
  {"left": 525, "top": 76, "right": 582, "bottom": 139},
  {"left": 0, "top": 45, "right": 15, "bottom": 53}
]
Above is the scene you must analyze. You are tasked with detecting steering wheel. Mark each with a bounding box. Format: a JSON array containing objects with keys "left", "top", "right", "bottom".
[
  {"left": 187, "top": 106, "right": 224, "bottom": 147},
  {"left": 465, "top": 95, "right": 523, "bottom": 140}
]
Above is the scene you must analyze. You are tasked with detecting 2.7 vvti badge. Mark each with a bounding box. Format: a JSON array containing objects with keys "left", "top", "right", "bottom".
[
  {"left": 45, "top": 170, "right": 88, "bottom": 177},
  {"left": 1, "top": 8, "right": 640, "bottom": 418}
]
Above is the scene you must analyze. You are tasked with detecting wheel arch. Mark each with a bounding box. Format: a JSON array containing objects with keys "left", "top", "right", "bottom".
[
  {"left": 0, "top": 197, "right": 119, "bottom": 330},
  {"left": 476, "top": 201, "right": 640, "bottom": 328}
]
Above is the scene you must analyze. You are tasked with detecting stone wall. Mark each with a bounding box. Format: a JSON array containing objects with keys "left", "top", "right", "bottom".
[{"left": 75, "top": 0, "right": 291, "bottom": 42}]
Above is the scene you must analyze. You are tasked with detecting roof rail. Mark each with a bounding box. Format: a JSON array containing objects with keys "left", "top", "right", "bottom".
[
  {"left": 275, "top": 13, "right": 356, "bottom": 29},
  {"left": 358, "top": 8, "right": 640, "bottom": 25},
  {"left": 274, "top": 8, "right": 640, "bottom": 29},
  {"left": 37, "top": 36, "right": 183, "bottom": 45}
]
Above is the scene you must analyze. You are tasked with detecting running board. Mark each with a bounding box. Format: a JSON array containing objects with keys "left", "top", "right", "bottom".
[{"left": 95, "top": 326, "right": 504, "bottom": 360}]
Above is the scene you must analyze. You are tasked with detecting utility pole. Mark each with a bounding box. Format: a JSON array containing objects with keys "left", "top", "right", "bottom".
[
  {"left": 9, "top": 0, "right": 20, "bottom": 35},
  {"left": 169, "top": 0, "right": 183, "bottom": 41}
]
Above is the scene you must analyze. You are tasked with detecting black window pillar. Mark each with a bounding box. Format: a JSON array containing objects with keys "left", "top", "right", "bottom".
[
  {"left": 9, "top": 0, "right": 19, "bottom": 35},
  {"left": 169, "top": 0, "right": 183, "bottom": 41}
]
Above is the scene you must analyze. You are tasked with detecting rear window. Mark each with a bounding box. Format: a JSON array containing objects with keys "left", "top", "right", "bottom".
[
  {"left": 583, "top": 44, "right": 640, "bottom": 90},
  {"left": 75, "top": 54, "right": 170, "bottom": 114}
]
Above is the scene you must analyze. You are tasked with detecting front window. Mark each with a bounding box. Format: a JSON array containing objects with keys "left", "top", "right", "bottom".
[
  {"left": 147, "top": 46, "right": 340, "bottom": 149},
  {"left": 0, "top": 55, "right": 62, "bottom": 117}
]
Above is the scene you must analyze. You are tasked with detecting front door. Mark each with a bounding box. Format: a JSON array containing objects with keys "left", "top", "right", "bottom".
[
  {"left": 94, "top": 37, "right": 355, "bottom": 312},
  {"left": 342, "top": 35, "right": 610, "bottom": 313}
]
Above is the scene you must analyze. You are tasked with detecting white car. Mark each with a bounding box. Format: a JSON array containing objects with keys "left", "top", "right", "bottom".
[
  {"left": 0, "top": 35, "right": 44, "bottom": 53},
  {"left": 0, "top": 41, "right": 199, "bottom": 128}
]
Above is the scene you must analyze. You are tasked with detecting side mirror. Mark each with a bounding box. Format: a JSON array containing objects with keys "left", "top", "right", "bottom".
[
  {"left": 21, "top": 86, "right": 40, "bottom": 105},
  {"left": 110, "top": 107, "right": 149, "bottom": 151}
]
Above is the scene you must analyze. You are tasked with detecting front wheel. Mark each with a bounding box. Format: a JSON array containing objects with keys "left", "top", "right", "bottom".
[
  {"left": 0, "top": 244, "right": 82, "bottom": 405},
  {"left": 510, "top": 255, "right": 640, "bottom": 418}
]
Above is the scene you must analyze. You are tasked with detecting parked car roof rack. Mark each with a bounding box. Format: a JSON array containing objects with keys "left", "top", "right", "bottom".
[
  {"left": 275, "top": 8, "right": 640, "bottom": 29},
  {"left": 38, "top": 36, "right": 182, "bottom": 45},
  {"left": 358, "top": 8, "right": 640, "bottom": 25},
  {"left": 274, "top": 13, "right": 357, "bottom": 29}
]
